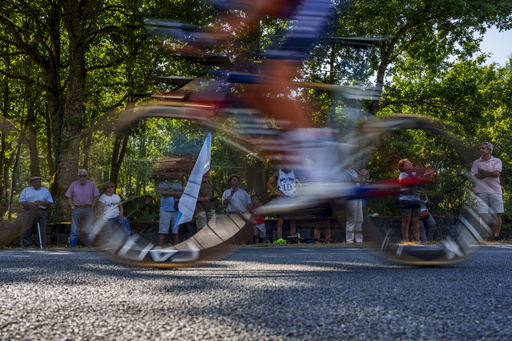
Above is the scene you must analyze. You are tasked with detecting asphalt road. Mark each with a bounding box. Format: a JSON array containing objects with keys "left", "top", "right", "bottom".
[{"left": 1, "top": 245, "right": 512, "bottom": 340}]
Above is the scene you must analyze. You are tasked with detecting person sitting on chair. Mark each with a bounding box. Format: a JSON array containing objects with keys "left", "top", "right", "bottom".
[
  {"left": 97, "top": 182, "right": 132, "bottom": 239},
  {"left": 19, "top": 176, "right": 53, "bottom": 248}
]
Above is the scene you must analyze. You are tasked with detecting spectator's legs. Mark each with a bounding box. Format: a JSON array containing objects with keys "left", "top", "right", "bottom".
[
  {"left": 276, "top": 218, "right": 284, "bottom": 239},
  {"left": 479, "top": 213, "right": 490, "bottom": 239},
  {"left": 82, "top": 208, "right": 94, "bottom": 247},
  {"left": 354, "top": 199, "right": 364, "bottom": 243},
  {"left": 411, "top": 216, "right": 420, "bottom": 242},
  {"left": 106, "top": 218, "right": 114, "bottom": 232},
  {"left": 20, "top": 210, "right": 36, "bottom": 248},
  {"left": 401, "top": 215, "right": 411, "bottom": 241},
  {"left": 492, "top": 213, "right": 502, "bottom": 238},
  {"left": 195, "top": 211, "right": 207, "bottom": 231},
  {"left": 20, "top": 224, "right": 34, "bottom": 248},
  {"left": 255, "top": 224, "right": 266, "bottom": 243},
  {"left": 424, "top": 215, "right": 436, "bottom": 241},
  {"left": 314, "top": 218, "right": 331, "bottom": 243},
  {"left": 169, "top": 211, "right": 179, "bottom": 245},
  {"left": 354, "top": 223, "right": 363, "bottom": 243},
  {"left": 418, "top": 220, "right": 427, "bottom": 243},
  {"left": 477, "top": 194, "right": 501, "bottom": 240},
  {"left": 206, "top": 209, "right": 216, "bottom": 227},
  {"left": 324, "top": 218, "right": 332, "bottom": 244},
  {"left": 253, "top": 225, "right": 260, "bottom": 244},
  {"left": 314, "top": 222, "right": 321, "bottom": 240},
  {"left": 158, "top": 210, "right": 173, "bottom": 246},
  {"left": 69, "top": 209, "right": 82, "bottom": 248},
  {"left": 289, "top": 219, "right": 296, "bottom": 236},
  {"left": 121, "top": 217, "right": 132, "bottom": 236},
  {"left": 111, "top": 216, "right": 132, "bottom": 236},
  {"left": 195, "top": 210, "right": 215, "bottom": 230},
  {"left": 346, "top": 199, "right": 359, "bottom": 243},
  {"left": 346, "top": 223, "right": 355, "bottom": 243}
]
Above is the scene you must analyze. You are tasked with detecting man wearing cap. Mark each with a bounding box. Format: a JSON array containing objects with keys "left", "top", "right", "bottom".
[
  {"left": 222, "top": 174, "right": 251, "bottom": 214},
  {"left": 19, "top": 176, "right": 53, "bottom": 248},
  {"left": 471, "top": 142, "right": 504, "bottom": 241},
  {"left": 65, "top": 169, "right": 100, "bottom": 247}
]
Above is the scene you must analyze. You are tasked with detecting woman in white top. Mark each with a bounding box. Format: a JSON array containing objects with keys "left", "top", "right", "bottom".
[{"left": 97, "top": 182, "right": 132, "bottom": 237}]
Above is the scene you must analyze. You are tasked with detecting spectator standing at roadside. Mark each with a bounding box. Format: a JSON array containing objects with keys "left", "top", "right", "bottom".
[
  {"left": 158, "top": 180, "right": 183, "bottom": 246},
  {"left": 398, "top": 159, "right": 435, "bottom": 242},
  {"left": 222, "top": 174, "right": 251, "bottom": 214},
  {"left": 18, "top": 176, "right": 53, "bottom": 248},
  {"left": 267, "top": 167, "right": 297, "bottom": 239},
  {"left": 195, "top": 170, "right": 216, "bottom": 229},
  {"left": 345, "top": 161, "right": 369, "bottom": 244},
  {"left": 97, "top": 182, "right": 132, "bottom": 239},
  {"left": 471, "top": 142, "right": 504, "bottom": 241},
  {"left": 418, "top": 194, "right": 437, "bottom": 242},
  {"left": 65, "top": 169, "right": 100, "bottom": 247},
  {"left": 248, "top": 194, "right": 267, "bottom": 244},
  {"left": 314, "top": 216, "right": 332, "bottom": 244}
]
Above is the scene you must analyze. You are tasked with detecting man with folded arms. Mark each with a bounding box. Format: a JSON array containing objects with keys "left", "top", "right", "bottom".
[{"left": 471, "top": 142, "right": 504, "bottom": 241}]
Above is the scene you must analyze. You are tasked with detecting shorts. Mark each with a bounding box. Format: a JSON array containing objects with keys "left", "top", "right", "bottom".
[
  {"left": 399, "top": 200, "right": 421, "bottom": 217},
  {"left": 273, "top": 196, "right": 298, "bottom": 220},
  {"left": 195, "top": 209, "right": 216, "bottom": 230},
  {"left": 309, "top": 203, "right": 333, "bottom": 218},
  {"left": 476, "top": 193, "right": 504, "bottom": 214},
  {"left": 159, "top": 211, "right": 179, "bottom": 234},
  {"left": 253, "top": 223, "right": 266, "bottom": 238}
]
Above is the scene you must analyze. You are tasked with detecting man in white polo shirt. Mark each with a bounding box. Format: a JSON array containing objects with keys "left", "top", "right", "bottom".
[
  {"left": 19, "top": 176, "right": 53, "bottom": 248},
  {"left": 471, "top": 142, "right": 504, "bottom": 241}
]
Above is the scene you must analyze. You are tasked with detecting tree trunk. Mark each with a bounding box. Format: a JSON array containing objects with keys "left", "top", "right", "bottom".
[
  {"left": 369, "top": 42, "right": 395, "bottom": 116},
  {"left": 109, "top": 101, "right": 134, "bottom": 185},
  {"left": 27, "top": 125, "right": 40, "bottom": 177},
  {"left": 44, "top": 105, "right": 54, "bottom": 177},
  {"left": 110, "top": 133, "right": 129, "bottom": 186},
  {"left": 52, "top": 0, "right": 91, "bottom": 221},
  {"left": 46, "top": 3, "right": 65, "bottom": 221},
  {"left": 81, "top": 131, "right": 91, "bottom": 170},
  {"left": 0, "top": 53, "right": 9, "bottom": 218},
  {"left": 52, "top": 47, "right": 86, "bottom": 222},
  {"left": 26, "top": 93, "right": 41, "bottom": 177},
  {"left": 7, "top": 124, "right": 27, "bottom": 220},
  {"left": 0, "top": 134, "right": 5, "bottom": 217},
  {"left": 3, "top": 148, "right": 9, "bottom": 214}
]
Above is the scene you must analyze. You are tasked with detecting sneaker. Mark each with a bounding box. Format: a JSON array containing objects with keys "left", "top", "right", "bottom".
[
  {"left": 495, "top": 236, "right": 503, "bottom": 242},
  {"left": 273, "top": 238, "right": 287, "bottom": 245}
]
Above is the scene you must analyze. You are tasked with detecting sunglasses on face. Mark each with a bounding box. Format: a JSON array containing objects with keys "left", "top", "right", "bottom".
[{"left": 79, "top": 175, "right": 87, "bottom": 178}]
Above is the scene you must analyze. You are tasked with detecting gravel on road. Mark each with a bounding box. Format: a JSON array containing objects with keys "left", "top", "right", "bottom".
[{"left": 1, "top": 245, "right": 512, "bottom": 340}]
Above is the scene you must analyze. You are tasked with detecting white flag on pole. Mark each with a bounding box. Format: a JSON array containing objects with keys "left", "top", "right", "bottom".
[{"left": 174, "top": 132, "right": 211, "bottom": 228}]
